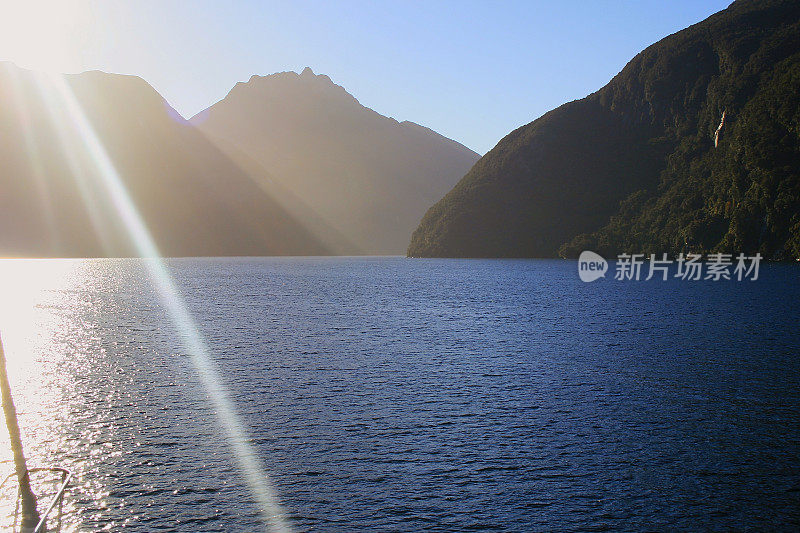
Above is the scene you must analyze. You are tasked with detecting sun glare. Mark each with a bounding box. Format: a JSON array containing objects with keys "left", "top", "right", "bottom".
[
  {"left": 0, "top": 259, "right": 77, "bottom": 376},
  {"left": 29, "top": 72, "right": 293, "bottom": 532},
  {"left": 0, "top": 0, "right": 91, "bottom": 72}
]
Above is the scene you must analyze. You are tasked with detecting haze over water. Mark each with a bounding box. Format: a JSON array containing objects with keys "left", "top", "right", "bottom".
[{"left": 0, "top": 257, "right": 798, "bottom": 531}]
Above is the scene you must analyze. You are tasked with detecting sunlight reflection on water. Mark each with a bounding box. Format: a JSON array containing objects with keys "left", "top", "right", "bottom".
[
  {"left": 0, "top": 259, "right": 88, "bottom": 531},
  {"left": 0, "top": 258, "right": 282, "bottom": 531},
  {"left": 0, "top": 258, "right": 798, "bottom": 532}
]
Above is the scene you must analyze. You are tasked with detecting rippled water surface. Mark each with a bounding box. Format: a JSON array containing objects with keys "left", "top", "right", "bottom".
[{"left": 0, "top": 257, "right": 798, "bottom": 531}]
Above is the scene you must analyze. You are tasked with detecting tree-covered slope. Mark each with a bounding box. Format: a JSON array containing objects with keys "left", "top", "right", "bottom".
[{"left": 408, "top": 0, "right": 800, "bottom": 259}]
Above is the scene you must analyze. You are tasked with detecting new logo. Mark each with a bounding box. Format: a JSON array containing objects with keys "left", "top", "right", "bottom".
[{"left": 578, "top": 251, "right": 608, "bottom": 282}]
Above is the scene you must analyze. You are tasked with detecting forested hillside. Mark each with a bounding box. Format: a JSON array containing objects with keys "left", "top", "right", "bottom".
[{"left": 408, "top": 0, "right": 800, "bottom": 260}]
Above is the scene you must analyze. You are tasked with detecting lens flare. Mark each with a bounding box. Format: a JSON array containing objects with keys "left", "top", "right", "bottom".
[
  {"left": 45, "top": 72, "right": 292, "bottom": 533},
  {"left": 3, "top": 65, "right": 59, "bottom": 251}
]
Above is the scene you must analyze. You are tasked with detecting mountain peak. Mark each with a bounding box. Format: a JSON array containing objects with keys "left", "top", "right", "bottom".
[{"left": 191, "top": 67, "right": 479, "bottom": 255}]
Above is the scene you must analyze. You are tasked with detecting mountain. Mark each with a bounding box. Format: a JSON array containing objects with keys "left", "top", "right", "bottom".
[
  {"left": 191, "top": 67, "right": 479, "bottom": 255},
  {"left": 408, "top": 0, "right": 800, "bottom": 260},
  {"left": 0, "top": 62, "right": 327, "bottom": 257}
]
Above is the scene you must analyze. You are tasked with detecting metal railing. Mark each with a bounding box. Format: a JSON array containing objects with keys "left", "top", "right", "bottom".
[{"left": 0, "top": 467, "right": 72, "bottom": 533}]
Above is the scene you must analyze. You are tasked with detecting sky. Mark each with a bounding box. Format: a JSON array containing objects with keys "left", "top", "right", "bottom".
[{"left": 0, "top": 0, "right": 732, "bottom": 154}]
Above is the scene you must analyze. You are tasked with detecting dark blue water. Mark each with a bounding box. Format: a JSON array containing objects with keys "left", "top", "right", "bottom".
[{"left": 2, "top": 258, "right": 799, "bottom": 531}]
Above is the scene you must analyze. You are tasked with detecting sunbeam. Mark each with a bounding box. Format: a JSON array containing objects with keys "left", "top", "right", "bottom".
[
  {"left": 3, "top": 64, "right": 59, "bottom": 252},
  {"left": 30, "top": 71, "right": 117, "bottom": 255},
  {"left": 45, "top": 72, "right": 293, "bottom": 533}
]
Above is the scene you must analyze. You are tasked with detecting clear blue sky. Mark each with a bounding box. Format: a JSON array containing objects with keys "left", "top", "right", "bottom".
[{"left": 1, "top": 0, "right": 732, "bottom": 154}]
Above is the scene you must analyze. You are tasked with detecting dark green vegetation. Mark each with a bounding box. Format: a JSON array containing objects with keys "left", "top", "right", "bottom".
[{"left": 408, "top": 0, "right": 800, "bottom": 259}]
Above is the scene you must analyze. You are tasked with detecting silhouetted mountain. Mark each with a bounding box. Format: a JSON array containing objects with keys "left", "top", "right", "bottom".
[
  {"left": 408, "top": 0, "right": 800, "bottom": 259},
  {"left": 0, "top": 63, "right": 327, "bottom": 257},
  {"left": 191, "top": 67, "right": 479, "bottom": 255}
]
